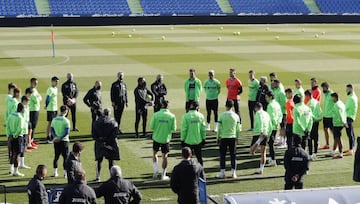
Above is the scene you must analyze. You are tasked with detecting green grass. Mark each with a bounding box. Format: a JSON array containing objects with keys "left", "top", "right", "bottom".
[{"left": 0, "top": 24, "right": 359, "bottom": 203}]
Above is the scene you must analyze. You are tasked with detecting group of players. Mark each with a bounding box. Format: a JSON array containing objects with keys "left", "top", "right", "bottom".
[{"left": 3, "top": 68, "right": 358, "bottom": 203}]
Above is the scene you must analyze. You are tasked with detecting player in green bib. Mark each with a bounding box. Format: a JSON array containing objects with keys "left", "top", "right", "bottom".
[
  {"left": 45, "top": 76, "right": 59, "bottom": 143},
  {"left": 150, "top": 100, "right": 176, "bottom": 180},
  {"left": 273, "top": 79, "right": 287, "bottom": 148},
  {"left": 203, "top": 70, "right": 221, "bottom": 132},
  {"left": 294, "top": 79, "right": 305, "bottom": 101},
  {"left": 51, "top": 105, "right": 70, "bottom": 177},
  {"left": 7, "top": 103, "right": 26, "bottom": 177},
  {"left": 29, "top": 78, "right": 42, "bottom": 148},
  {"left": 247, "top": 70, "right": 260, "bottom": 131},
  {"left": 19, "top": 95, "right": 32, "bottom": 169},
  {"left": 4, "top": 82, "right": 16, "bottom": 126},
  {"left": 180, "top": 101, "right": 206, "bottom": 165},
  {"left": 184, "top": 69, "right": 202, "bottom": 112},
  {"left": 320, "top": 82, "right": 334, "bottom": 150},
  {"left": 216, "top": 100, "right": 241, "bottom": 179},
  {"left": 344, "top": 84, "right": 358, "bottom": 156}
]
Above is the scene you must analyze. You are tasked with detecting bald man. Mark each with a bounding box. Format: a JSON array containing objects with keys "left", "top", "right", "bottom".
[
  {"left": 83, "top": 81, "right": 102, "bottom": 123},
  {"left": 111, "top": 72, "right": 128, "bottom": 133},
  {"left": 62, "top": 73, "right": 79, "bottom": 131}
]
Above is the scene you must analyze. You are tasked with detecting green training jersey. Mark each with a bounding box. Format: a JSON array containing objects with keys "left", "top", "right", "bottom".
[
  {"left": 293, "top": 103, "right": 313, "bottom": 136},
  {"left": 22, "top": 104, "right": 30, "bottom": 124},
  {"left": 332, "top": 100, "right": 346, "bottom": 127},
  {"left": 294, "top": 87, "right": 305, "bottom": 99},
  {"left": 6, "top": 98, "right": 20, "bottom": 123},
  {"left": 306, "top": 98, "right": 323, "bottom": 122},
  {"left": 217, "top": 110, "right": 241, "bottom": 139},
  {"left": 46, "top": 86, "right": 58, "bottom": 111},
  {"left": 273, "top": 87, "right": 286, "bottom": 114},
  {"left": 150, "top": 109, "right": 177, "bottom": 144},
  {"left": 248, "top": 78, "right": 260, "bottom": 101},
  {"left": 184, "top": 77, "right": 202, "bottom": 102},
  {"left": 345, "top": 92, "right": 358, "bottom": 121},
  {"left": 51, "top": 115, "right": 70, "bottom": 142},
  {"left": 180, "top": 110, "right": 206, "bottom": 145},
  {"left": 4, "top": 94, "right": 12, "bottom": 123},
  {"left": 323, "top": 90, "right": 334, "bottom": 118},
  {"left": 30, "top": 88, "right": 42, "bottom": 111},
  {"left": 6, "top": 112, "right": 26, "bottom": 138},
  {"left": 253, "top": 109, "right": 272, "bottom": 136},
  {"left": 267, "top": 100, "right": 283, "bottom": 131},
  {"left": 203, "top": 78, "right": 220, "bottom": 100}
]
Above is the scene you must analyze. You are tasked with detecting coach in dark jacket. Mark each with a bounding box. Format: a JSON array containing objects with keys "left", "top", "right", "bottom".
[
  {"left": 83, "top": 81, "right": 102, "bottom": 123},
  {"left": 134, "top": 77, "right": 153, "bottom": 138},
  {"left": 65, "top": 142, "right": 84, "bottom": 184},
  {"left": 111, "top": 72, "right": 128, "bottom": 133},
  {"left": 28, "top": 165, "right": 48, "bottom": 204},
  {"left": 96, "top": 165, "right": 142, "bottom": 204},
  {"left": 61, "top": 73, "right": 79, "bottom": 131},
  {"left": 256, "top": 76, "right": 270, "bottom": 110},
  {"left": 171, "top": 147, "right": 205, "bottom": 204},
  {"left": 59, "top": 168, "right": 97, "bottom": 204},
  {"left": 92, "top": 108, "right": 120, "bottom": 181},
  {"left": 284, "top": 134, "right": 310, "bottom": 190},
  {"left": 151, "top": 74, "right": 167, "bottom": 113}
]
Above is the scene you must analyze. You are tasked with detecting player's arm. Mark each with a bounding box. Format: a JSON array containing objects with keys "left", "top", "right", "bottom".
[
  {"left": 74, "top": 83, "right": 79, "bottom": 98},
  {"left": 172, "top": 116, "right": 177, "bottom": 132},
  {"left": 197, "top": 79, "right": 203, "bottom": 93},
  {"left": 237, "top": 79, "right": 243, "bottom": 94},
  {"left": 150, "top": 115, "right": 155, "bottom": 131},
  {"left": 110, "top": 83, "right": 116, "bottom": 103},
  {"left": 200, "top": 116, "right": 206, "bottom": 141},
  {"left": 180, "top": 115, "right": 187, "bottom": 143},
  {"left": 95, "top": 183, "right": 106, "bottom": 198},
  {"left": 130, "top": 183, "right": 142, "bottom": 204},
  {"left": 162, "top": 84, "right": 167, "bottom": 96},
  {"left": 217, "top": 119, "right": 222, "bottom": 140},
  {"left": 151, "top": 83, "right": 159, "bottom": 97},
  {"left": 61, "top": 83, "right": 66, "bottom": 97},
  {"left": 45, "top": 95, "right": 50, "bottom": 108}
]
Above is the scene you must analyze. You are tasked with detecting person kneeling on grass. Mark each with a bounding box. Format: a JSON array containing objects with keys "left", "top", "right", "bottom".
[
  {"left": 284, "top": 134, "right": 310, "bottom": 190},
  {"left": 249, "top": 102, "right": 272, "bottom": 175}
]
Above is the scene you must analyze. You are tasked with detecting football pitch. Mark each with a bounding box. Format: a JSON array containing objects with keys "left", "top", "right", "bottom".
[{"left": 0, "top": 24, "right": 359, "bottom": 203}]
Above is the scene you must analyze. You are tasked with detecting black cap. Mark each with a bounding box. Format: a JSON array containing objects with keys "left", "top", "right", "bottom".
[
  {"left": 51, "top": 76, "right": 59, "bottom": 81},
  {"left": 225, "top": 100, "right": 234, "bottom": 108},
  {"left": 273, "top": 79, "right": 280, "bottom": 83}
]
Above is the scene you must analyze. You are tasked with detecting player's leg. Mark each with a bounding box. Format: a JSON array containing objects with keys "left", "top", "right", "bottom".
[
  {"left": 118, "top": 103, "right": 125, "bottom": 131},
  {"left": 248, "top": 101, "right": 255, "bottom": 130},
  {"left": 286, "top": 124, "right": 293, "bottom": 150},
  {"left": 61, "top": 142, "right": 70, "bottom": 178},
  {"left": 134, "top": 109, "right": 141, "bottom": 138},
  {"left": 213, "top": 99, "right": 219, "bottom": 132},
  {"left": 12, "top": 137, "right": 23, "bottom": 176},
  {"left": 161, "top": 144, "right": 170, "bottom": 180},
  {"left": 142, "top": 109, "right": 148, "bottom": 137},
  {"left": 321, "top": 118, "right": 331, "bottom": 149},
  {"left": 313, "top": 122, "right": 319, "bottom": 156},
  {"left": 108, "top": 159, "right": 114, "bottom": 171},
  {"left": 194, "top": 145, "right": 203, "bottom": 166},
  {"left": 53, "top": 142, "right": 61, "bottom": 177},
  {"left": 257, "top": 145, "right": 267, "bottom": 174},
  {"left": 229, "top": 138, "right": 237, "bottom": 178},
  {"left": 113, "top": 104, "right": 121, "bottom": 126},
  {"left": 217, "top": 139, "right": 227, "bottom": 178},
  {"left": 96, "top": 157, "right": 103, "bottom": 181},
  {"left": 19, "top": 134, "right": 30, "bottom": 169},
  {"left": 279, "top": 115, "right": 287, "bottom": 148},
  {"left": 267, "top": 131, "right": 277, "bottom": 166},
  {"left": 206, "top": 100, "right": 211, "bottom": 130},
  {"left": 71, "top": 103, "right": 77, "bottom": 131},
  {"left": 345, "top": 118, "right": 355, "bottom": 155},
  {"left": 233, "top": 99, "right": 241, "bottom": 123},
  {"left": 152, "top": 141, "right": 160, "bottom": 178}
]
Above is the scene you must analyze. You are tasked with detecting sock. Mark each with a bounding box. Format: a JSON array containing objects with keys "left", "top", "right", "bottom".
[
  {"left": 331, "top": 150, "right": 335, "bottom": 155},
  {"left": 214, "top": 123, "right": 218, "bottom": 131},
  {"left": 220, "top": 169, "right": 225, "bottom": 175},
  {"left": 20, "top": 157, "right": 24, "bottom": 166},
  {"left": 260, "top": 164, "right": 265, "bottom": 172},
  {"left": 64, "top": 170, "right": 67, "bottom": 177},
  {"left": 162, "top": 168, "right": 167, "bottom": 178},
  {"left": 54, "top": 168, "right": 58, "bottom": 175},
  {"left": 96, "top": 164, "right": 100, "bottom": 179},
  {"left": 231, "top": 168, "right": 236, "bottom": 175},
  {"left": 14, "top": 167, "right": 19, "bottom": 174},
  {"left": 153, "top": 162, "right": 158, "bottom": 173}
]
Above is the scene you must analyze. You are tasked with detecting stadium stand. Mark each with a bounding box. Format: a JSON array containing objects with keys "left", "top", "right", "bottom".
[
  {"left": 229, "top": 0, "right": 310, "bottom": 14},
  {"left": 141, "top": 0, "right": 222, "bottom": 15},
  {"left": 49, "top": 0, "right": 131, "bottom": 15},
  {"left": 0, "top": 0, "right": 38, "bottom": 16},
  {"left": 316, "top": 0, "right": 360, "bottom": 14}
]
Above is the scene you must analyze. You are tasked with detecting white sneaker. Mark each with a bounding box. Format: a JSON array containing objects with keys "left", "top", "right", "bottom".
[
  {"left": 161, "top": 175, "right": 170, "bottom": 180},
  {"left": 231, "top": 173, "right": 237, "bottom": 179},
  {"left": 214, "top": 123, "right": 218, "bottom": 132},
  {"left": 310, "top": 154, "right": 317, "bottom": 161},
  {"left": 47, "top": 139, "right": 53, "bottom": 144},
  {"left": 53, "top": 172, "right": 59, "bottom": 177},
  {"left": 266, "top": 160, "right": 277, "bottom": 167},
  {"left": 254, "top": 169, "right": 263, "bottom": 175},
  {"left": 13, "top": 171, "right": 25, "bottom": 177},
  {"left": 206, "top": 123, "right": 211, "bottom": 131},
  {"left": 95, "top": 177, "right": 101, "bottom": 182},
  {"left": 215, "top": 173, "right": 226, "bottom": 179},
  {"left": 64, "top": 172, "right": 67, "bottom": 179},
  {"left": 19, "top": 165, "right": 31, "bottom": 169}
]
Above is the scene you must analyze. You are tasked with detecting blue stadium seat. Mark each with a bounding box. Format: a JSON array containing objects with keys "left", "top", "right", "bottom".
[
  {"left": 0, "top": 0, "right": 38, "bottom": 16},
  {"left": 141, "top": 0, "right": 222, "bottom": 15},
  {"left": 49, "top": 0, "right": 131, "bottom": 15},
  {"left": 229, "top": 0, "right": 310, "bottom": 14},
  {"left": 316, "top": 0, "right": 360, "bottom": 14}
]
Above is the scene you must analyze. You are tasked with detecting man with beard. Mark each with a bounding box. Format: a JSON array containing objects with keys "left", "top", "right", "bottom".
[
  {"left": 256, "top": 76, "right": 270, "bottom": 110},
  {"left": 111, "top": 72, "right": 128, "bottom": 133},
  {"left": 320, "top": 82, "right": 334, "bottom": 150},
  {"left": 83, "top": 81, "right": 102, "bottom": 124},
  {"left": 134, "top": 77, "right": 153, "bottom": 138},
  {"left": 92, "top": 108, "right": 120, "bottom": 182},
  {"left": 61, "top": 73, "right": 79, "bottom": 131},
  {"left": 151, "top": 74, "right": 167, "bottom": 113},
  {"left": 344, "top": 84, "right": 358, "bottom": 156},
  {"left": 184, "top": 69, "right": 202, "bottom": 112}
]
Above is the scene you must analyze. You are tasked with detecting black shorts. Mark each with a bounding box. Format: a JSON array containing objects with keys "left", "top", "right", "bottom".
[
  {"left": 153, "top": 141, "right": 170, "bottom": 154},
  {"left": 310, "top": 122, "right": 319, "bottom": 139},
  {"left": 47, "top": 111, "right": 57, "bottom": 122},
  {"left": 251, "top": 135, "right": 267, "bottom": 146},
  {"left": 206, "top": 99, "right": 218, "bottom": 112},
  {"left": 333, "top": 126, "right": 343, "bottom": 138},
  {"left": 323, "top": 117, "right": 333, "bottom": 129},
  {"left": 11, "top": 136, "right": 23, "bottom": 155},
  {"left": 30, "top": 111, "right": 39, "bottom": 129},
  {"left": 185, "top": 100, "right": 195, "bottom": 111},
  {"left": 280, "top": 114, "right": 286, "bottom": 128}
]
